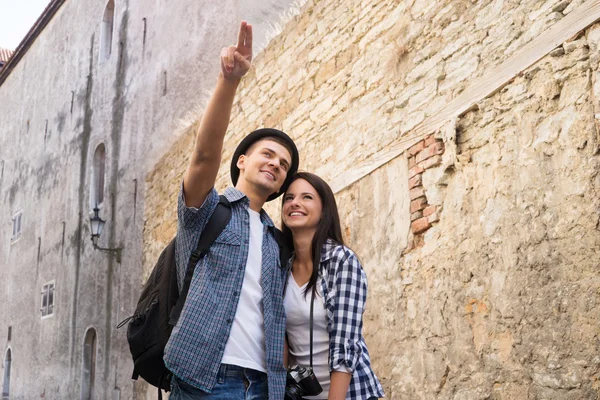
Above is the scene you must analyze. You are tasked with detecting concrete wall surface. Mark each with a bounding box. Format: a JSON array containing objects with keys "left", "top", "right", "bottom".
[
  {"left": 145, "top": 0, "right": 600, "bottom": 398},
  {"left": 0, "top": 0, "right": 298, "bottom": 399}
]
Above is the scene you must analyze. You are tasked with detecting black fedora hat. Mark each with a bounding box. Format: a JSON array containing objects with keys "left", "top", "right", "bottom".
[{"left": 230, "top": 128, "right": 299, "bottom": 202}]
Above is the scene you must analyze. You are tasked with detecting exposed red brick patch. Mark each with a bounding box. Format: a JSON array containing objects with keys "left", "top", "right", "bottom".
[
  {"left": 428, "top": 212, "right": 440, "bottom": 224},
  {"left": 409, "top": 164, "right": 424, "bottom": 178},
  {"left": 423, "top": 205, "right": 437, "bottom": 217},
  {"left": 408, "top": 140, "right": 425, "bottom": 156},
  {"left": 424, "top": 135, "right": 437, "bottom": 147},
  {"left": 408, "top": 156, "right": 416, "bottom": 168},
  {"left": 416, "top": 146, "right": 435, "bottom": 163},
  {"left": 409, "top": 186, "right": 425, "bottom": 200},
  {"left": 411, "top": 217, "right": 431, "bottom": 234},
  {"left": 410, "top": 211, "right": 423, "bottom": 221},
  {"left": 418, "top": 154, "right": 442, "bottom": 169},
  {"left": 408, "top": 174, "right": 422, "bottom": 189},
  {"left": 410, "top": 197, "right": 427, "bottom": 213},
  {"left": 405, "top": 135, "right": 446, "bottom": 248}
]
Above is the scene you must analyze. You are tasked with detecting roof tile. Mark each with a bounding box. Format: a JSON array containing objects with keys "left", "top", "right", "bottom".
[{"left": 0, "top": 48, "right": 14, "bottom": 63}]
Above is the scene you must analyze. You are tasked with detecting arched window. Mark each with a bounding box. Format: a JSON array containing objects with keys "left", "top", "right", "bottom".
[
  {"left": 91, "top": 144, "right": 106, "bottom": 209},
  {"left": 2, "top": 348, "right": 11, "bottom": 399},
  {"left": 80, "top": 329, "right": 97, "bottom": 400},
  {"left": 100, "top": 0, "right": 115, "bottom": 61}
]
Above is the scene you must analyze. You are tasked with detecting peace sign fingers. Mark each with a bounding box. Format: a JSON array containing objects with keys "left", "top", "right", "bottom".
[
  {"left": 220, "top": 21, "right": 253, "bottom": 80},
  {"left": 236, "top": 21, "right": 253, "bottom": 62}
]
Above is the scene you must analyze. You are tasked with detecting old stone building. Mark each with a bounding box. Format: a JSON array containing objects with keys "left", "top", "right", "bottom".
[
  {"left": 0, "top": 1, "right": 298, "bottom": 399},
  {"left": 144, "top": 0, "right": 600, "bottom": 399}
]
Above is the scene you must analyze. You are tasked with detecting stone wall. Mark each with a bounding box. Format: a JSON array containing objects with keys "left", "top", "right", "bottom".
[{"left": 144, "top": 0, "right": 600, "bottom": 398}]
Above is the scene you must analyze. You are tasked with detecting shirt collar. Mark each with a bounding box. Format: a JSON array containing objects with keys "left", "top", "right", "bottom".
[
  {"left": 320, "top": 238, "right": 340, "bottom": 262},
  {"left": 223, "top": 187, "right": 275, "bottom": 228}
]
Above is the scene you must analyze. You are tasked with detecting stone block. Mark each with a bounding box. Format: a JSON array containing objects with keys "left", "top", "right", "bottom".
[
  {"left": 309, "top": 96, "right": 334, "bottom": 121},
  {"left": 405, "top": 53, "right": 443, "bottom": 84},
  {"left": 315, "top": 57, "right": 337, "bottom": 88},
  {"left": 408, "top": 80, "right": 438, "bottom": 111},
  {"left": 429, "top": 140, "right": 445, "bottom": 155},
  {"left": 400, "top": 111, "right": 426, "bottom": 134}
]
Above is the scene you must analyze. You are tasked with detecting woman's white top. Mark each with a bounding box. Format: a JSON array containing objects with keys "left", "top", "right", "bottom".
[{"left": 284, "top": 274, "right": 330, "bottom": 399}]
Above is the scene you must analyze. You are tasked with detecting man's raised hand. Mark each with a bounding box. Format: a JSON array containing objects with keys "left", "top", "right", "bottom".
[{"left": 221, "top": 21, "right": 253, "bottom": 80}]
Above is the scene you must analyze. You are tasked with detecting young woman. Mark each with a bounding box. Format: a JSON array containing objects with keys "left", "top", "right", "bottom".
[{"left": 282, "top": 172, "right": 384, "bottom": 400}]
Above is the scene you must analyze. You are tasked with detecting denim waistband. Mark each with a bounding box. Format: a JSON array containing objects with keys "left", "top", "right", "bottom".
[{"left": 218, "top": 363, "right": 267, "bottom": 380}]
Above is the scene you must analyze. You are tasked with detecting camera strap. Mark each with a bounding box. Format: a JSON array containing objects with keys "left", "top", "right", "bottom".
[{"left": 309, "top": 284, "right": 316, "bottom": 369}]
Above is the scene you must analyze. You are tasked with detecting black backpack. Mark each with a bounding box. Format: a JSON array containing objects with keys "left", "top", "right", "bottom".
[{"left": 117, "top": 195, "right": 290, "bottom": 399}]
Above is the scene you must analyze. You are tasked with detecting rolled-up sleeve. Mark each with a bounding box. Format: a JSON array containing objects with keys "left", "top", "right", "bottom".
[
  {"left": 175, "top": 184, "right": 219, "bottom": 289},
  {"left": 328, "top": 251, "right": 368, "bottom": 374},
  {"left": 178, "top": 184, "right": 218, "bottom": 229}
]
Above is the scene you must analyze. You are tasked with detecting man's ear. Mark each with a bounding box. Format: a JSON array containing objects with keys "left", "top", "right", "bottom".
[{"left": 236, "top": 154, "right": 246, "bottom": 172}]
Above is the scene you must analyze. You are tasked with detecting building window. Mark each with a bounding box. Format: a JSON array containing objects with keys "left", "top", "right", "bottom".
[
  {"left": 2, "top": 348, "right": 11, "bottom": 399},
  {"left": 100, "top": 0, "right": 115, "bottom": 61},
  {"left": 11, "top": 212, "right": 22, "bottom": 242},
  {"left": 80, "top": 328, "right": 97, "bottom": 400},
  {"left": 41, "top": 282, "right": 55, "bottom": 317},
  {"left": 91, "top": 144, "right": 106, "bottom": 209}
]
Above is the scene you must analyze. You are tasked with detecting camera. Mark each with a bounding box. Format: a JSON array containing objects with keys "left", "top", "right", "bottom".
[{"left": 284, "top": 365, "right": 323, "bottom": 400}]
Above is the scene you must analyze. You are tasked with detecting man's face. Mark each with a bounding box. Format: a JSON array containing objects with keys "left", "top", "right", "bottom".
[{"left": 236, "top": 139, "right": 293, "bottom": 197}]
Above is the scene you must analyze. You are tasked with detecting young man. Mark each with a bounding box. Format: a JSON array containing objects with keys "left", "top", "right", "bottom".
[{"left": 163, "top": 21, "right": 299, "bottom": 399}]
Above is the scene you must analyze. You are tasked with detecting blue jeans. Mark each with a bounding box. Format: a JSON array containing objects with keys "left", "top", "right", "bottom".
[{"left": 170, "top": 364, "right": 268, "bottom": 400}]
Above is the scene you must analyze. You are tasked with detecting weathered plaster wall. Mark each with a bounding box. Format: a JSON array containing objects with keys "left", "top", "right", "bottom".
[
  {"left": 0, "top": 1, "right": 299, "bottom": 399},
  {"left": 145, "top": 0, "right": 600, "bottom": 398}
]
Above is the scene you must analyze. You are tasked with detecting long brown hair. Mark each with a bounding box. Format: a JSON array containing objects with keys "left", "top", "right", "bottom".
[{"left": 281, "top": 172, "right": 345, "bottom": 297}]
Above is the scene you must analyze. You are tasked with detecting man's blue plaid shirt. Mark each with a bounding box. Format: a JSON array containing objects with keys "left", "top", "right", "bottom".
[{"left": 164, "top": 186, "right": 288, "bottom": 399}]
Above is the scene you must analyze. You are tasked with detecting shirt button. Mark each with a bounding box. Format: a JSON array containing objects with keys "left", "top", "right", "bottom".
[
  {"left": 233, "top": 291, "right": 238, "bottom": 296},
  {"left": 238, "top": 266, "right": 243, "bottom": 271},
  {"left": 227, "top": 318, "right": 232, "bottom": 324}
]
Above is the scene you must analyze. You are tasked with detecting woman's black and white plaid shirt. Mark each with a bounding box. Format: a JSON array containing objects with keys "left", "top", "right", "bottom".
[{"left": 317, "top": 239, "right": 385, "bottom": 399}]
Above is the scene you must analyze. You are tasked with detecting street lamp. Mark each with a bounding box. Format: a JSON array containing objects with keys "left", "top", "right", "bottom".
[{"left": 89, "top": 205, "right": 122, "bottom": 263}]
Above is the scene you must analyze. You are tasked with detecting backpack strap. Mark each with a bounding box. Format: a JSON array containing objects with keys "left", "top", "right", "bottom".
[
  {"left": 168, "top": 195, "right": 232, "bottom": 326},
  {"left": 272, "top": 227, "right": 292, "bottom": 295}
]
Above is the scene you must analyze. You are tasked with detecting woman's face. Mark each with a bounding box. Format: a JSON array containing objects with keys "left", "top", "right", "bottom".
[{"left": 282, "top": 178, "right": 323, "bottom": 232}]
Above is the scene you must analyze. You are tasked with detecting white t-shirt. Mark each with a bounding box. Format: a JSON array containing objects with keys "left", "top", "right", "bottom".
[
  {"left": 284, "top": 274, "right": 330, "bottom": 400},
  {"left": 221, "top": 209, "right": 266, "bottom": 372}
]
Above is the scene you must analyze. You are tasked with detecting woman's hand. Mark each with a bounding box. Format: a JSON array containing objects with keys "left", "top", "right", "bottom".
[
  {"left": 283, "top": 336, "right": 290, "bottom": 368},
  {"left": 220, "top": 21, "right": 253, "bottom": 80}
]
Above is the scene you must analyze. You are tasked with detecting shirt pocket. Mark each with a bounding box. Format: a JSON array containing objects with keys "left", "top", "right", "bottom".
[
  {"left": 208, "top": 229, "right": 242, "bottom": 274},
  {"left": 214, "top": 229, "right": 242, "bottom": 246}
]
